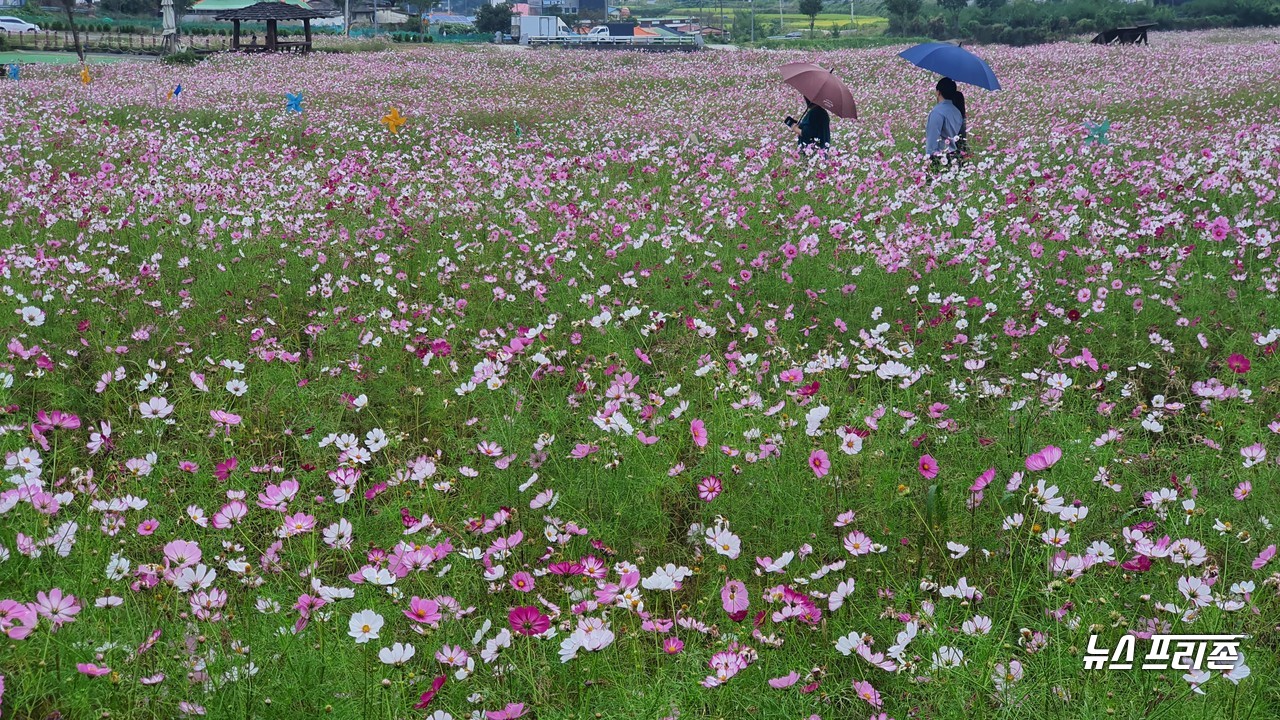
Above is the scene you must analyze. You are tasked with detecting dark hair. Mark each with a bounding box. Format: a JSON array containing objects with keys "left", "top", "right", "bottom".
[{"left": 935, "top": 77, "right": 966, "bottom": 118}]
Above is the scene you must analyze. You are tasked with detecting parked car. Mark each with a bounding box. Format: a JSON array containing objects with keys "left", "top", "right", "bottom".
[
  {"left": 784, "top": 31, "right": 803, "bottom": 38},
  {"left": 0, "top": 16, "right": 40, "bottom": 33}
]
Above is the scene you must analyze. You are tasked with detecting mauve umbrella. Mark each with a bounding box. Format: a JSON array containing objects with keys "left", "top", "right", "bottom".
[
  {"left": 898, "top": 42, "right": 1000, "bottom": 91},
  {"left": 780, "top": 62, "right": 858, "bottom": 119}
]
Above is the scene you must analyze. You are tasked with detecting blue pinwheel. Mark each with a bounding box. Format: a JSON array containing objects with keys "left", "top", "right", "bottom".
[
  {"left": 1084, "top": 120, "right": 1111, "bottom": 145},
  {"left": 6, "top": 64, "right": 18, "bottom": 82},
  {"left": 173, "top": 84, "right": 182, "bottom": 99},
  {"left": 285, "top": 92, "right": 303, "bottom": 114}
]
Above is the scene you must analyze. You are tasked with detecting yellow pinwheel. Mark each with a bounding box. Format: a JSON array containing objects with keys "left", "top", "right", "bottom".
[
  {"left": 380, "top": 107, "right": 406, "bottom": 135},
  {"left": 80, "top": 65, "right": 91, "bottom": 85}
]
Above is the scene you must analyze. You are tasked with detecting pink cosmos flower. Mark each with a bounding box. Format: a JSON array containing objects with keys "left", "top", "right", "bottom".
[
  {"left": 852, "top": 679, "right": 883, "bottom": 708},
  {"left": 809, "top": 449, "right": 831, "bottom": 478},
  {"left": 405, "top": 596, "right": 442, "bottom": 626},
  {"left": 33, "top": 588, "right": 81, "bottom": 631},
  {"left": 487, "top": 703, "right": 527, "bottom": 720},
  {"left": 697, "top": 476, "right": 722, "bottom": 501},
  {"left": 917, "top": 454, "right": 939, "bottom": 480},
  {"left": 721, "top": 579, "right": 749, "bottom": 619},
  {"left": 663, "top": 637, "right": 684, "bottom": 654},
  {"left": 690, "top": 419, "right": 708, "bottom": 448},
  {"left": 1252, "top": 545, "right": 1276, "bottom": 570},
  {"left": 0, "top": 599, "right": 38, "bottom": 640},
  {"left": 509, "top": 606, "right": 550, "bottom": 636},
  {"left": 77, "top": 663, "right": 111, "bottom": 677},
  {"left": 510, "top": 572, "right": 535, "bottom": 593},
  {"left": 769, "top": 671, "right": 800, "bottom": 689},
  {"left": 137, "top": 519, "right": 159, "bottom": 536},
  {"left": 1025, "top": 446, "right": 1063, "bottom": 472}
]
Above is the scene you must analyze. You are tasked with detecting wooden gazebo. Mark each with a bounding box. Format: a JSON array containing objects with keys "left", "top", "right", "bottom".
[{"left": 214, "top": 2, "right": 332, "bottom": 54}]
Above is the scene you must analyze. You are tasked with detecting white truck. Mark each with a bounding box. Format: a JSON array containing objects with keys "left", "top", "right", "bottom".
[{"left": 511, "top": 15, "right": 573, "bottom": 44}]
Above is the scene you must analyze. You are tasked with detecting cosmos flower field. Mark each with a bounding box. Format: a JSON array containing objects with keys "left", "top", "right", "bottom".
[{"left": 2, "top": 29, "right": 1280, "bottom": 720}]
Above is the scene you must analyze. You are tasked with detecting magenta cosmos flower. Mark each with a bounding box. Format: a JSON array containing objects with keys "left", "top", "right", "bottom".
[
  {"left": 809, "top": 449, "right": 831, "bottom": 478},
  {"left": 508, "top": 606, "right": 550, "bottom": 636},
  {"left": 917, "top": 454, "right": 939, "bottom": 480},
  {"left": 1227, "top": 353, "right": 1250, "bottom": 374}
]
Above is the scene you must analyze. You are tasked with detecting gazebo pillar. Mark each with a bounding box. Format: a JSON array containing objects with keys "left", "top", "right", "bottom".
[
  {"left": 304, "top": 18, "right": 312, "bottom": 53},
  {"left": 266, "top": 19, "right": 277, "bottom": 51},
  {"left": 232, "top": 19, "right": 241, "bottom": 50}
]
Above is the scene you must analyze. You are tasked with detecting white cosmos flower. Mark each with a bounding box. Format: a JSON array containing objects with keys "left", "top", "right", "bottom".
[
  {"left": 138, "top": 397, "right": 174, "bottom": 419},
  {"left": 173, "top": 564, "right": 216, "bottom": 593},
  {"left": 378, "top": 642, "right": 416, "bottom": 666},
  {"left": 348, "top": 610, "right": 384, "bottom": 643},
  {"left": 19, "top": 306, "right": 46, "bottom": 326}
]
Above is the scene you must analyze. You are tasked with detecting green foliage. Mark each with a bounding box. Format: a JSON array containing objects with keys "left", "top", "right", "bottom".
[
  {"left": 474, "top": 2, "right": 514, "bottom": 34},
  {"left": 751, "top": 32, "right": 929, "bottom": 48},
  {"left": 798, "top": 0, "right": 825, "bottom": 36},
  {"left": 884, "top": 0, "right": 923, "bottom": 34},
  {"left": 937, "top": 0, "right": 1280, "bottom": 45},
  {"left": 160, "top": 48, "right": 202, "bottom": 65}
]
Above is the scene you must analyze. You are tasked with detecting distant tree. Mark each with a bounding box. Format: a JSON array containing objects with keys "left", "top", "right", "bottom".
[
  {"left": 474, "top": 2, "right": 514, "bottom": 33},
  {"left": 799, "top": 0, "right": 823, "bottom": 37},
  {"left": 973, "top": 0, "right": 1004, "bottom": 9},
  {"left": 883, "top": 0, "right": 921, "bottom": 34},
  {"left": 938, "top": 0, "right": 967, "bottom": 32}
]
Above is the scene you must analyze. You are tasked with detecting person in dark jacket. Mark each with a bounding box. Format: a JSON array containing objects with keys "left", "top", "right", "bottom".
[{"left": 790, "top": 98, "right": 830, "bottom": 150}]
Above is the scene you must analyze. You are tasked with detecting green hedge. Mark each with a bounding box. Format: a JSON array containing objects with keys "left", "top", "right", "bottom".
[{"left": 895, "top": 0, "right": 1280, "bottom": 46}]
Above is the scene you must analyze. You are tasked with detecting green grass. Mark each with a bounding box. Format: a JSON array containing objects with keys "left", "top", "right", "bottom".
[{"left": 0, "top": 51, "right": 147, "bottom": 65}]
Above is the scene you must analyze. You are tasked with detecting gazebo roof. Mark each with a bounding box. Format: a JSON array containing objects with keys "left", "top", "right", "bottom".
[
  {"left": 214, "top": 1, "right": 332, "bottom": 20},
  {"left": 194, "top": 0, "right": 310, "bottom": 11}
]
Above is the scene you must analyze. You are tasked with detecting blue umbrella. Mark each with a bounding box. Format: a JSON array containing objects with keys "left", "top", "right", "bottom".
[{"left": 898, "top": 43, "right": 1000, "bottom": 91}]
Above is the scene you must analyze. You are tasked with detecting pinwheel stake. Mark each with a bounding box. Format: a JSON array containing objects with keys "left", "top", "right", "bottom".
[
  {"left": 1084, "top": 120, "right": 1110, "bottom": 145},
  {"left": 285, "top": 92, "right": 304, "bottom": 114},
  {"left": 380, "top": 107, "right": 406, "bottom": 135},
  {"left": 6, "top": 64, "right": 18, "bottom": 81},
  {"left": 80, "top": 65, "right": 91, "bottom": 85}
]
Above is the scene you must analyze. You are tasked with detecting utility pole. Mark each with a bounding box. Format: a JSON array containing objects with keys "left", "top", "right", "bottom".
[
  {"left": 344, "top": 0, "right": 350, "bottom": 36},
  {"left": 750, "top": 0, "right": 754, "bottom": 42},
  {"left": 778, "top": 0, "right": 782, "bottom": 36}
]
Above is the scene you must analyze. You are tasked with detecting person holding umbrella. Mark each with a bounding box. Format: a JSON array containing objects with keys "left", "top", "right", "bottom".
[
  {"left": 925, "top": 77, "right": 966, "bottom": 162},
  {"left": 779, "top": 63, "right": 857, "bottom": 152},
  {"left": 898, "top": 42, "right": 998, "bottom": 165},
  {"left": 788, "top": 97, "right": 831, "bottom": 150}
]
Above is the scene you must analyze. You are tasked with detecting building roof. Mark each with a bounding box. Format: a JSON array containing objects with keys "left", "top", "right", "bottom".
[
  {"left": 424, "top": 13, "right": 475, "bottom": 23},
  {"left": 194, "top": 0, "right": 312, "bottom": 10},
  {"left": 213, "top": 0, "right": 331, "bottom": 18}
]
